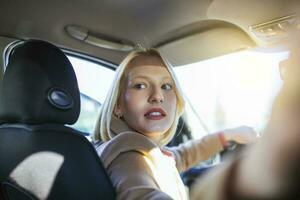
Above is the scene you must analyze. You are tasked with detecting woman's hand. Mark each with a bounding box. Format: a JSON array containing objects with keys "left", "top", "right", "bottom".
[{"left": 223, "top": 126, "right": 260, "bottom": 145}]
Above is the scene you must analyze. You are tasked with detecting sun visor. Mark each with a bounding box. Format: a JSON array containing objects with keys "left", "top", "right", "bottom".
[{"left": 158, "top": 25, "right": 255, "bottom": 66}]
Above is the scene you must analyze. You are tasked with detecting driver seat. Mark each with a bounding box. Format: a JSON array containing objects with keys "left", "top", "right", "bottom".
[{"left": 0, "top": 40, "right": 116, "bottom": 200}]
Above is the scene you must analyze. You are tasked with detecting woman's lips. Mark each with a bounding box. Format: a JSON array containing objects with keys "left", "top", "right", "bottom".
[{"left": 144, "top": 108, "right": 166, "bottom": 120}]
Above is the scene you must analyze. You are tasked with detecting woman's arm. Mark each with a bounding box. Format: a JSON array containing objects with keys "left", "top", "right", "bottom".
[
  {"left": 166, "top": 126, "right": 258, "bottom": 172},
  {"left": 222, "top": 126, "right": 259, "bottom": 146},
  {"left": 108, "top": 151, "right": 174, "bottom": 200},
  {"left": 166, "top": 133, "right": 223, "bottom": 172}
]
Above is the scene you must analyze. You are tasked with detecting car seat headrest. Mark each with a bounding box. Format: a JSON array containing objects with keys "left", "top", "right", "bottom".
[{"left": 0, "top": 40, "right": 80, "bottom": 124}]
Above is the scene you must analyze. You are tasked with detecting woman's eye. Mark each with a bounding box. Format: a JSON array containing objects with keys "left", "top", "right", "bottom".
[
  {"left": 162, "top": 84, "right": 173, "bottom": 90},
  {"left": 133, "top": 83, "right": 147, "bottom": 89}
]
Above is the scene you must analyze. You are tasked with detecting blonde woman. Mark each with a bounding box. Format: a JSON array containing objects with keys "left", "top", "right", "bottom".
[{"left": 93, "top": 49, "right": 257, "bottom": 200}]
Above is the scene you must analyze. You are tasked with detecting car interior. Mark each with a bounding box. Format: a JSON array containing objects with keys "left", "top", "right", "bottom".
[{"left": 0, "top": 0, "right": 299, "bottom": 199}]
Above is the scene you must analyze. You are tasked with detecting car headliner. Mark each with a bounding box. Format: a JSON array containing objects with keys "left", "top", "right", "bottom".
[{"left": 0, "top": 0, "right": 299, "bottom": 67}]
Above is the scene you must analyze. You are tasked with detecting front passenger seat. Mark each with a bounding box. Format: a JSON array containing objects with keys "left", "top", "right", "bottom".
[{"left": 0, "top": 40, "right": 116, "bottom": 200}]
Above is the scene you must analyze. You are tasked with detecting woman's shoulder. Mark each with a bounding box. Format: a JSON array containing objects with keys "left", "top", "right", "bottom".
[{"left": 96, "top": 132, "right": 158, "bottom": 168}]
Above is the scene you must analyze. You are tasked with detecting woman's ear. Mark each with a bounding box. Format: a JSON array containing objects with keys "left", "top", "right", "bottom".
[{"left": 114, "top": 105, "right": 123, "bottom": 119}]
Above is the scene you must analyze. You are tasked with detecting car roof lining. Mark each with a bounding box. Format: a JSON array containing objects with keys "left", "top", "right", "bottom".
[
  {"left": 0, "top": 0, "right": 299, "bottom": 66},
  {"left": 159, "top": 23, "right": 255, "bottom": 66}
]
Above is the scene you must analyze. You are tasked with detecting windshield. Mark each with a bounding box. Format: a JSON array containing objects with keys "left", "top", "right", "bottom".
[{"left": 174, "top": 49, "right": 289, "bottom": 139}]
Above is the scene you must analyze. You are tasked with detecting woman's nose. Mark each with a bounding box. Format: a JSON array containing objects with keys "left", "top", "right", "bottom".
[{"left": 149, "top": 88, "right": 164, "bottom": 103}]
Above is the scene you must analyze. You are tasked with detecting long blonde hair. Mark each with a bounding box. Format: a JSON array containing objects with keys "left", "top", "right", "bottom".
[{"left": 93, "top": 49, "right": 185, "bottom": 146}]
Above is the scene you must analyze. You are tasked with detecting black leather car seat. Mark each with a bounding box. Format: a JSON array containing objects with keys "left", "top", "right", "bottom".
[{"left": 0, "top": 40, "right": 116, "bottom": 200}]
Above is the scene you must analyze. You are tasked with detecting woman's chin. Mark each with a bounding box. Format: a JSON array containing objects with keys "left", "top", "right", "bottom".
[{"left": 141, "top": 131, "right": 165, "bottom": 141}]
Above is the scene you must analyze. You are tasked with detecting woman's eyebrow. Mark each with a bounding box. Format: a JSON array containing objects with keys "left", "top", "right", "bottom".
[
  {"left": 131, "top": 76, "right": 173, "bottom": 81},
  {"left": 162, "top": 77, "right": 173, "bottom": 82},
  {"left": 130, "top": 75, "right": 150, "bottom": 80},
  {"left": 130, "top": 75, "right": 173, "bottom": 82}
]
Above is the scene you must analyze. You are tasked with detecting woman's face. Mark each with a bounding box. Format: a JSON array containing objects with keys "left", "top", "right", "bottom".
[{"left": 117, "top": 55, "right": 177, "bottom": 142}]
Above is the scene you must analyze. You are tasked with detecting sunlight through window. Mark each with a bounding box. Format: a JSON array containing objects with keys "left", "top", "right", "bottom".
[{"left": 174, "top": 50, "right": 289, "bottom": 139}]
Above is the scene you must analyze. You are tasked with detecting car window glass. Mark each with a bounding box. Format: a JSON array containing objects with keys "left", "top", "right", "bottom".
[
  {"left": 174, "top": 50, "right": 289, "bottom": 139},
  {"left": 67, "top": 56, "right": 115, "bottom": 134}
]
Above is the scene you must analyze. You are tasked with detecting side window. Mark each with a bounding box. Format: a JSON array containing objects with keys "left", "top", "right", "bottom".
[{"left": 67, "top": 56, "right": 115, "bottom": 134}]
